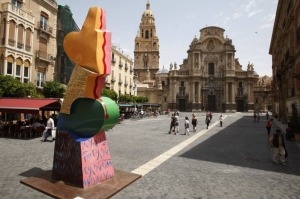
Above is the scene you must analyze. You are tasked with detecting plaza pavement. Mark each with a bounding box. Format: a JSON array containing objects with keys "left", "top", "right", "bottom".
[{"left": 0, "top": 112, "right": 300, "bottom": 199}]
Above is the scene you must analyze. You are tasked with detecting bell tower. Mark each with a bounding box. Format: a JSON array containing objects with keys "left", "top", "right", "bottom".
[{"left": 134, "top": 1, "right": 159, "bottom": 83}]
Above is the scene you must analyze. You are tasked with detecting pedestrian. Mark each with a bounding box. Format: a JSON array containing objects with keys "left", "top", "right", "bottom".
[
  {"left": 184, "top": 116, "right": 190, "bottom": 135},
  {"left": 169, "top": 114, "right": 176, "bottom": 134},
  {"left": 191, "top": 115, "right": 197, "bottom": 132},
  {"left": 265, "top": 118, "right": 273, "bottom": 137},
  {"left": 253, "top": 112, "right": 256, "bottom": 122},
  {"left": 174, "top": 112, "right": 179, "bottom": 135},
  {"left": 268, "top": 129, "right": 287, "bottom": 165},
  {"left": 219, "top": 114, "right": 223, "bottom": 127},
  {"left": 266, "top": 111, "right": 269, "bottom": 120},
  {"left": 41, "top": 115, "right": 54, "bottom": 142},
  {"left": 205, "top": 116, "right": 210, "bottom": 129}
]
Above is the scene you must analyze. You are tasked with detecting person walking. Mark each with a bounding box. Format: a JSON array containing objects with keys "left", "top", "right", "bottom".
[
  {"left": 266, "top": 118, "right": 273, "bottom": 137},
  {"left": 266, "top": 111, "right": 269, "bottom": 120},
  {"left": 184, "top": 116, "right": 190, "bottom": 135},
  {"left": 174, "top": 112, "right": 179, "bottom": 135},
  {"left": 168, "top": 113, "right": 176, "bottom": 134},
  {"left": 191, "top": 115, "right": 197, "bottom": 132},
  {"left": 269, "top": 129, "right": 287, "bottom": 165},
  {"left": 41, "top": 115, "right": 54, "bottom": 142},
  {"left": 219, "top": 114, "right": 223, "bottom": 127},
  {"left": 205, "top": 116, "right": 210, "bottom": 129}
]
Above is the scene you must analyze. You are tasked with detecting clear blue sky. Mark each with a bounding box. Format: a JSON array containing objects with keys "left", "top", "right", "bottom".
[{"left": 57, "top": 0, "right": 277, "bottom": 76}]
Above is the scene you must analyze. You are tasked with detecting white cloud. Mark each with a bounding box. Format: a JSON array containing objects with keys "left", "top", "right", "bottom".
[
  {"left": 259, "top": 23, "right": 273, "bottom": 29},
  {"left": 245, "top": 0, "right": 256, "bottom": 12},
  {"left": 233, "top": 12, "right": 242, "bottom": 19},
  {"left": 248, "top": 9, "right": 262, "bottom": 17}
]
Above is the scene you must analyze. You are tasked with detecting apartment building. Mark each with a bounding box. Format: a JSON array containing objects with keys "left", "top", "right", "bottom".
[
  {"left": 269, "top": 0, "right": 300, "bottom": 122},
  {"left": 106, "top": 45, "right": 135, "bottom": 96},
  {"left": 0, "top": 0, "right": 57, "bottom": 88}
]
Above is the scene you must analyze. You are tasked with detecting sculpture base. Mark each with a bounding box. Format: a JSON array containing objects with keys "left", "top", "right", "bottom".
[{"left": 20, "top": 169, "right": 141, "bottom": 199}]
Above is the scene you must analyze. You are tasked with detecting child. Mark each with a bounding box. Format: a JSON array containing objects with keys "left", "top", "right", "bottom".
[{"left": 185, "top": 116, "right": 190, "bottom": 135}]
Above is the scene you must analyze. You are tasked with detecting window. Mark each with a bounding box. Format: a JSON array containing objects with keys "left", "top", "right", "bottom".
[
  {"left": 37, "top": 72, "right": 45, "bottom": 87},
  {"left": 239, "top": 82, "right": 243, "bottom": 88},
  {"left": 40, "top": 14, "right": 48, "bottom": 31},
  {"left": 7, "top": 62, "right": 13, "bottom": 75},
  {"left": 145, "top": 30, "right": 149, "bottom": 39},
  {"left": 162, "top": 81, "right": 165, "bottom": 87},
  {"left": 181, "top": 81, "right": 184, "bottom": 87},
  {"left": 17, "top": 24, "right": 24, "bottom": 49},
  {"left": 1, "top": 19, "right": 6, "bottom": 45},
  {"left": 11, "top": 0, "right": 23, "bottom": 8},
  {"left": 208, "top": 63, "right": 214, "bottom": 75},
  {"left": 24, "top": 60, "right": 30, "bottom": 83},
  {"left": 9, "top": 20, "right": 16, "bottom": 47},
  {"left": 25, "top": 28, "right": 31, "bottom": 52},
  {"left": 16, "top": 65, "right": 21, "bottom": 76}
]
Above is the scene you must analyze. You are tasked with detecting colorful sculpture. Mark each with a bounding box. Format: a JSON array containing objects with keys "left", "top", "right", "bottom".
[{"left": 52, "top": 7, "right": 119, "bottom": 189}]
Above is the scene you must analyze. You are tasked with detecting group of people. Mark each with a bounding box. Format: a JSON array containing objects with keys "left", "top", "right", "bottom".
[
  {"left": 168, "top": 111, "right": 224, "bottom": 135},
  {"left": 265, "top": 116, "right": 292, "bottom": 166}
]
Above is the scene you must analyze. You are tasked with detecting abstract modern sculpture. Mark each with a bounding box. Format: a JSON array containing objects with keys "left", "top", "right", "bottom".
[{"left": 21, "top": 7, "right": 141, "bottom": 198}]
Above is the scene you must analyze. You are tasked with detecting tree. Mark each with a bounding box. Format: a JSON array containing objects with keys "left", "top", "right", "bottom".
[
  {"left": 42, "top": 81, "right": 65, "bottom": 98},
  {"left": 0, "top": 75, "right": 23, "bottom": 97},
  {"left": 101, "top": 89, "right": 118, "bottom": 101},
  {"left": 133, "top": 96, "right": 148, "bottom": 103},
  {"left": 118, "top": 94, "right": 133, "bottom": 103}
]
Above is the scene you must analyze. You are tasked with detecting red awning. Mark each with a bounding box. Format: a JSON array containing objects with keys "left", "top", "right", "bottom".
[{"left": 0, "top": 98, "right": 62, "bottom": 113}]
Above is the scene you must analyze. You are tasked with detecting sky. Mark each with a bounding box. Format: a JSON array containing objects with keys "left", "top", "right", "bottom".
[{"left": 57, "top": 0, "right": 278, "bottom": 77}]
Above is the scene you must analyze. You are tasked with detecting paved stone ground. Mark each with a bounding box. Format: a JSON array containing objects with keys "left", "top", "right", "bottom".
[{"left": 0, "top": 112, "right": 299, "bottom": 199}]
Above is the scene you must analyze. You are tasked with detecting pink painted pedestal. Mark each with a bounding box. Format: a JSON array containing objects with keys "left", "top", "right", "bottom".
[{"left": 52, "top": 130, "right": 114, "bottom": 189}]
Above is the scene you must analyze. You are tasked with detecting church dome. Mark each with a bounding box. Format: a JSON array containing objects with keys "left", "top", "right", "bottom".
[{"left": 143, "top": 1, "right": 154, "bottom": 17}]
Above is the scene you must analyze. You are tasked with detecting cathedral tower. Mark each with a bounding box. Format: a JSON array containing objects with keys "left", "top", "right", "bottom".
[{"left": 134, "top": 1, "right": 159, "bottom": 83}]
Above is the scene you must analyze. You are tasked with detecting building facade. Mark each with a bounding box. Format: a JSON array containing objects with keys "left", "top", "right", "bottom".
[
  {"left": 0, "top": 0, "right": 58, "bottom": 88},
  {"left": 135, "top": 2, "right": 259, "bottom": 112},
  {"left": 269, "top": 0, "right": 300, "bottom": 123},
  {"left": 253, "top": 75, "right": 272, "bottom": 112},
  {"left": 106, "top": 45, "right": 135, "bottom": 96},
  {"left": 55, "top": 4, "right": 79, "bottom": 85}
]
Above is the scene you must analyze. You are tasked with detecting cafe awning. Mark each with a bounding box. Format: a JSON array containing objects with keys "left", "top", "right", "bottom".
[{"left": 0, "top": 98, "right": 62, "bottom": 113}]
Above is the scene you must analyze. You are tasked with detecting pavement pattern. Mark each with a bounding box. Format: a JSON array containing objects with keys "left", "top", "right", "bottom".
[{"left": 0, "top": 112, "right": 300, "bottom": 199}]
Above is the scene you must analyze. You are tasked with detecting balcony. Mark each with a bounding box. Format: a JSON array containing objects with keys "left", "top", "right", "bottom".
[
  {"left": 125, "top": 81, "right": 128, "bottom": 86},
  {"left": 111, "top": 77, "right": 116, "bottom": 82},
  {"left": 130, "top": 67, "right": 134, "bottom": 73},
  {"left": 36, "top": 50, "right": 53, "bottom": 63},
  {"left": 119, "top": 62, "right": 123, "bottom": 68},
  {"left": 112, "top": 59, "right": 116, "bottom": 64},
  {"left": 118, "top": 79, "right": 123, "bottom": 84},
  {"left": 38, "top": 22, "right": 53, "bottom": 35},
  {"left": 125, "top": 64, "right": 128, "bottom": 70},
  {"left": 1, "top": 3, "right": 34, "bottom": 24}
]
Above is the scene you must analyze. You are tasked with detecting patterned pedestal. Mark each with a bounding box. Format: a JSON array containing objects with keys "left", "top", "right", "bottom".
[{"left": 52, "top": 130, "right": 114, "bottom": 189}]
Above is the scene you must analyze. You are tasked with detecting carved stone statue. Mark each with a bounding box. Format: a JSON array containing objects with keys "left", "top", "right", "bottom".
[
  {"left": 169, "top": 63, "right": 173, "bottom": 70},
  {"left": 174, "top": 62, "right": 177, "bottom": 70}
]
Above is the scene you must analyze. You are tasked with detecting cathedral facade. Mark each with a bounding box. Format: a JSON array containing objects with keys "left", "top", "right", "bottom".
[{"left": 134, "top": 2, "right": 259, "bottom": 112}]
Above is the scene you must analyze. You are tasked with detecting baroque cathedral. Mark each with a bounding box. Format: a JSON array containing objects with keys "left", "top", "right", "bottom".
[{"left": 134, "top": 2, "right": 259, "bottom": 112}]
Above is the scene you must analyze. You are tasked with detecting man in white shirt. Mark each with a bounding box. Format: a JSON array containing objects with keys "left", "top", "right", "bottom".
[{"left": 41, "top": 116, "right": 54, "bottom": 142}]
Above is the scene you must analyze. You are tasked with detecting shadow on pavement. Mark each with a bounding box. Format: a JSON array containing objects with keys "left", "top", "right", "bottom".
[
  {"left": 180, "top": 116, "right": 300, "bottom": 176},
  {"left": 19, "top": 167, "right": 47, "bottom": 177}
]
